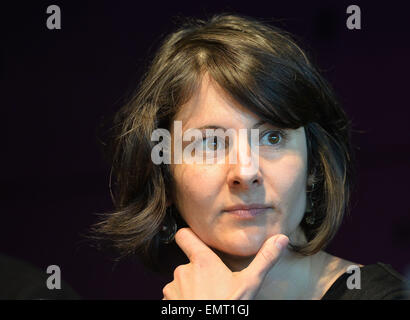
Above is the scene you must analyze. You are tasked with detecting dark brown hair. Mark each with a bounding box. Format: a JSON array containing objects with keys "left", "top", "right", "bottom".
[{"left": 90, "top": 13, "right": 357, "bottom": 272}]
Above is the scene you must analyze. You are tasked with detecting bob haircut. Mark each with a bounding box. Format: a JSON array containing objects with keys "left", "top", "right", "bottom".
[{"left": 90, "top": 13, "right": 356, "bottom": 272}]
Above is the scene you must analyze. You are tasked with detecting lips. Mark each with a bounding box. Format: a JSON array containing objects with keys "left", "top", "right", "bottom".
[{"left": 223, "top": 203, "right": 271, "bottom": 219}]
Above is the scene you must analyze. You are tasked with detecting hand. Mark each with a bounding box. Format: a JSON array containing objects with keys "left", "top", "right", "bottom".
[{"left": 162, "top": 227, "right": 289, "bottom": 300}]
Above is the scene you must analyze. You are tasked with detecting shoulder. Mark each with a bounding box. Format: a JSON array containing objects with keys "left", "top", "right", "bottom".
[{"left": 322, "top": 262, "right": 410, "bottom": 300}]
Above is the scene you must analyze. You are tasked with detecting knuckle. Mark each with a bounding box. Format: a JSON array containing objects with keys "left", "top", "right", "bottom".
[
  {"left": 241, "top": 271, "right": 260, "bottom": 287},
  {"left": 249, "top": 274, "right": 262, "bottom": 289},
  {"left": 162, "top": 283, "right": 170, "bottom": 296},
  {"left": 261, "top": 248, "right": 275, "bottom": 263},
  {"left": 173, "top": 264, "right": 185, "bottom": 278},
  {"left": 241, "top": 268, "right": 263, "bottom": 288}
]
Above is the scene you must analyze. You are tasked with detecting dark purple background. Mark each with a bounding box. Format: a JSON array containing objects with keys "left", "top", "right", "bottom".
[{"left": 1, "top": 0, "right": 409, "bottom": 299}]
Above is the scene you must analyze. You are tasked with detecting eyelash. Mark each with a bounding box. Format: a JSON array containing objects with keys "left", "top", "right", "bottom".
[
  {"left": 201, "top": 129, "right": 288, "bottom": 151},
  {"left": 260, "top": 129, "right": 288, "bottom": 146}
]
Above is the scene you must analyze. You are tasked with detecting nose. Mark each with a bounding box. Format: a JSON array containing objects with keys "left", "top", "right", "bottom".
[{"left": 227, "top": 129, "right": 263, "bottom": 190}]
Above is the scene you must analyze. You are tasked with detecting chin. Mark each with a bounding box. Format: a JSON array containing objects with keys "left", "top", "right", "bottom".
[
  {"left": 226, "top": 246, "right": 260, "bottom": 257},
  {"left": 213, "top": 234, "right": 267, "bottom": 257}
]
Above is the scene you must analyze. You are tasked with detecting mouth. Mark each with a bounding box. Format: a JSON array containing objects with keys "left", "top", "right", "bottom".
[{"left": 223, "top": 203, "right": 271, "bottom": 219}]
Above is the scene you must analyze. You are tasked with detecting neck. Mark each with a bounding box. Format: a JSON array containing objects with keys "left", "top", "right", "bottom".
[
  {"left": 213, "top": 229, "right": 331, "bottom": 299},
  {"left": 255, "top": 248, "right": 329, "bottom": 299}
]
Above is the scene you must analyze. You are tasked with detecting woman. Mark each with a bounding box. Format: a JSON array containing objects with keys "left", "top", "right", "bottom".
[{"left": 91, "top": 13, "right": 409, "bottom": 299}]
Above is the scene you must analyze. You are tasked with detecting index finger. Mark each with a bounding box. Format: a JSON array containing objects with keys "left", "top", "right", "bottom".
[{"left": 174, "top": 227, "right": 218, "bottom": 263}]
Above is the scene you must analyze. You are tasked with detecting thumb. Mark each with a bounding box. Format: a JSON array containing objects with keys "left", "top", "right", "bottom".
[{"left": 242, "top": 234, "right": 289, "bottom": 281}]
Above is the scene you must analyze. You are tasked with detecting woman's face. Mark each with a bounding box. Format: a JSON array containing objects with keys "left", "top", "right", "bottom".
[{"left": 169, "top": 74, "right": 310, "bottom": 257}]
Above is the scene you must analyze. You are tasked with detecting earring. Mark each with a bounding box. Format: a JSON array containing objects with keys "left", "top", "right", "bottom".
[
  {"left": 159, "top": 206, "right": 177, "bottom": 244},
  {"left": 305, "top": 183, "right": 316, "bottom": 225}
]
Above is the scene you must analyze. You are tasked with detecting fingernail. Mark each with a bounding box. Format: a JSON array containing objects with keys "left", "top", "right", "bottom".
[{"left": 275, "top": 235, "right": 289, "bottom": 250}]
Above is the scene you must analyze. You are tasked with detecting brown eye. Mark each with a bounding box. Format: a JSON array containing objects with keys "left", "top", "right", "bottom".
[{"left": 261, "top": 131, "right": 282, "bottom": 145}]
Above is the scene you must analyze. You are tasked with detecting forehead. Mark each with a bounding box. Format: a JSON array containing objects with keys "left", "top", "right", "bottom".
[{"left": 172, "top": 73, "right": 260, "bottom": 131}]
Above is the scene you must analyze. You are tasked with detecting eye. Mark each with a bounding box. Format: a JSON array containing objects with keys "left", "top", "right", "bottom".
[
  {"left": 260, "top": 130, "right": 284, "bottom": 146},
  {"left": 202, "top": 135, "right": 225, "bottom": 151}
]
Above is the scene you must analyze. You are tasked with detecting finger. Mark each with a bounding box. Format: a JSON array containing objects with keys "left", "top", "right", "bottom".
[
  {"left": 243, "top": 234, "right": 289, "bottom": 280},
  {"left": 162, "top": 282, "right": 173, "bottom": 300},
  {"left": 174, "top": 227, "right": 217, "bottom": 263}
]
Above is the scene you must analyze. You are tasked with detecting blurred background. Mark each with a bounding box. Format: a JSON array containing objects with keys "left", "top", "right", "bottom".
[{"left": 1, "top": 0, "right": 409, "bottom": 299}]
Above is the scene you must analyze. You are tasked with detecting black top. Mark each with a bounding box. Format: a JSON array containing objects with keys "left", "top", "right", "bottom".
[
  {"left": 321, "top": 262, "right": 410, "bottom": 300},
  {"left": 1, "top": 253, "right": 409, "bottom": 300}
]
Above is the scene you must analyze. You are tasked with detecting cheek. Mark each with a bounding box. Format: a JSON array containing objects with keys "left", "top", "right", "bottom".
[
  {"left": 172, "top": 165, "right": 225, "bottom": 223},
  {"left": 270, "top": 154, "right": 307, "bottom": 230},
  {"left": 274, "top": 156, "right": 306, "bottom": 203}
]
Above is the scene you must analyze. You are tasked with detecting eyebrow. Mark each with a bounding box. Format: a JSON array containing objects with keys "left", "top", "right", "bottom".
[{"left": 191, "top": 120, "right": 267, "bottom": 131}]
